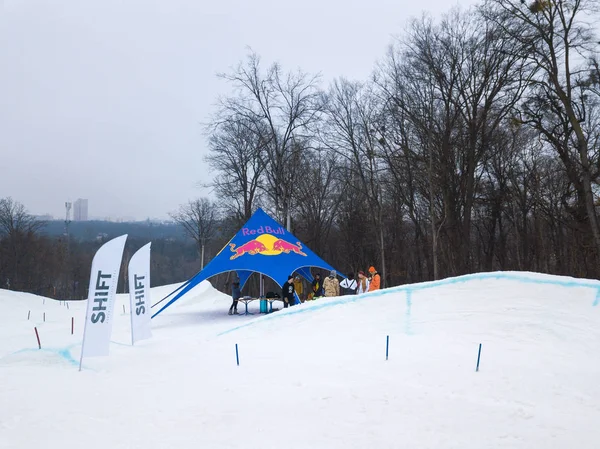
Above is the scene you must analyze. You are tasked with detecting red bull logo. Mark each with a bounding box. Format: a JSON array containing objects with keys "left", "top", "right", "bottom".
[
  {"left": 272, "top": 239, "right": 306, "bottom": 255},
  {"left": 229, "top": 233, "right": 306, "bottom": 260},
  {"left": 229, "top": 240, "right": 268, "bottom": 260}
]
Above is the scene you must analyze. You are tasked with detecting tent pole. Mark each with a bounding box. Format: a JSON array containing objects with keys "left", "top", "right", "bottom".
[
  {"left": 260, "top": 274, "right": 264, "bottom": 298},
  {"left": 201, "top": 241, "right": 205, "bottom": 270}
]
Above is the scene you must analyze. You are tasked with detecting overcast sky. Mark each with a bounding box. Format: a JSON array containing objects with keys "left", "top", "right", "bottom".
[{"left": 0, "top": 0, "right": 476, "bottom": 221}]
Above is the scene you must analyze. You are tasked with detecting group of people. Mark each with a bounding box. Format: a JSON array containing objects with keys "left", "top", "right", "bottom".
[
  {"left": 308, "top": 266, "right": 380, "bottom": 298},
  {"left": 282, "top": 266, "right": 381, "bottom": 307},
  {"left": 229, "top": 266, "right": 381, "bottom": 313}
]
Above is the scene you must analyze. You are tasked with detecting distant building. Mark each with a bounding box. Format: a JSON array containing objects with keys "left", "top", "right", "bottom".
[{"left": 73, "top": 198, "right": 88, "bottom": 221}]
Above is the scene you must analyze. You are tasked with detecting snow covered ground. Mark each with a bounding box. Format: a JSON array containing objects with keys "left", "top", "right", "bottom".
[{"left": 1, "top": 272, "right": 600, "bottom": 449}]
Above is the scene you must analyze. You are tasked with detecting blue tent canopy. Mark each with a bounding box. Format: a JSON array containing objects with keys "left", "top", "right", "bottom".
[{"left": 151, "top": 208, "right": 339, "bottom": 318}]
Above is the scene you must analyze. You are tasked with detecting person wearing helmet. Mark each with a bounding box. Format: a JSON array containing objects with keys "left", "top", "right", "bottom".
[{"left": 368, "top": 266, "right": 380, "bottom": 291}]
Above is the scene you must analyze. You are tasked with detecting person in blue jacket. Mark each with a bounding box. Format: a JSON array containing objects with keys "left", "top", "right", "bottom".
[{"left": 229, "top": 281, "right": 241, "bottom": 315}]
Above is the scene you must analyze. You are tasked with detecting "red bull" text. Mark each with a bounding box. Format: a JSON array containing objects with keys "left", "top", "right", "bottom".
[{"left": 241, "top": 226, "right": 285, "bottom": 236}]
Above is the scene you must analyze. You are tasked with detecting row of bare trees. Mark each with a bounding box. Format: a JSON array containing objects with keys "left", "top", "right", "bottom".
[
  {"left": 5, "top": 1, "right": 598, "bottom": 294},
  {"left": 204, "top": 0, "right": 600, "bottom": 284},
  {"left": 0, "top": 197, "right": 215, "bottom": 297}
]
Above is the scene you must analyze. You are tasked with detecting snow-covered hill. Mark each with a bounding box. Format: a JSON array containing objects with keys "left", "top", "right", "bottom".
[{"left": 1, "top": 272, "right": 599, "bottom": 449}]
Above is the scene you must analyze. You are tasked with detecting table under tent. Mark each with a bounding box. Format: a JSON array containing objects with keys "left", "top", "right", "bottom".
[{"left": 151, "top": 208, "right": 341, "bottom": 318}]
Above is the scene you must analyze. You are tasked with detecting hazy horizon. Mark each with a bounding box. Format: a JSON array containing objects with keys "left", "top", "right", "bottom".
[{"left": 1, "top": 0, "right": 475, "bottom": 220}]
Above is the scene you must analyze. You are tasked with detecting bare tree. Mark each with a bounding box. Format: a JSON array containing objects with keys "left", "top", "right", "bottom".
[
  {"left": 205, "top": 116, "right": 266, "bottom": 223},
  {"left": 0, "top": 197, "right": 45, "bottom": 290},
  {"left": 170, "top": 198, "right": 220, "bottom": 270},
  {"left": 216, "top": 51, "right": 322, "bottom": 228},
  {"left": 0, "top": 197, "right": 44, "bottom": 237},
  {"left": 486, "top": 0, "right": 600, "bottom": 261},
  {"left": 293, "top": 147, "right": 342, "bottom": 256},
  {"left": 322, "top": 78, "right": 388, "bottom": 285},
  {"left": 373, "top": 8, "right": 529, "bottom": 277}
]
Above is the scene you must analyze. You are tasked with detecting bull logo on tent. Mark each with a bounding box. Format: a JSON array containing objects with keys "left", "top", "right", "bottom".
[{"left": 229, "top": 234, "right": 307, "bottom": 260}]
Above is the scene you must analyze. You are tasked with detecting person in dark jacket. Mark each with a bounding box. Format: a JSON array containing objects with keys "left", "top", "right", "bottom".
[
  {"left": 312, "top": 273, "right": 324, "bottom": 299},
  {"left": 228, "top": 281, "right": 241, "bottom": 315},
  {"left": 282, "top": 275, "right": 296, "bottom": 308}
]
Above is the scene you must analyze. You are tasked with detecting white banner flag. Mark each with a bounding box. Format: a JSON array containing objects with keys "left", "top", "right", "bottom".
[
  {"left": 79, "top": 234, "right": 127, "bottom": 367},
  {"left": 128, "top": 242, "right": 152, "bottom": 344}
]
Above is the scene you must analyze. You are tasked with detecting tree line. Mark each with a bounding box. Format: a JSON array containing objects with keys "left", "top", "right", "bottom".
[
  {"left": 0, "top": 197, "right": 230, "bottom": 299},
  {"left": 203, "top": 0, "right": 600, "bottom": 285},
  {"left": 3, "top": 0, "right": 600, "bottom": 298}
]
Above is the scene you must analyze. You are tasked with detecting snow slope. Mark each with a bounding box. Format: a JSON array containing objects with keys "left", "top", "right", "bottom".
[{"left": 1, "top": 272, "right": 600, "bottom": 449}]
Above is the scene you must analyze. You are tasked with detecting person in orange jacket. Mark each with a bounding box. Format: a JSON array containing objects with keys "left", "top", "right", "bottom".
[{"left": 368, "top": 266, "right": 380, "bottom": 291}]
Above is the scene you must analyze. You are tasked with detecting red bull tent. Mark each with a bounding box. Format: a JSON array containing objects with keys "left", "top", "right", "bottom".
[{"left": 151, "top": 208, "right": 339, "bottom": 318}]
